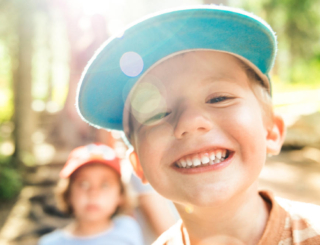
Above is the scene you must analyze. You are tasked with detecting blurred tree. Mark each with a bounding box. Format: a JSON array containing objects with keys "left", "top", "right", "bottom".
[
  {"left": 0, "top": 0, "right": 37, "bottom": 199},
  {"left": 263, "top": 0, "right": 320, "bottom": 64},
  {"left": 0, "top": 0, "right": 37, "bottom": 167},
  {"left": 239, "top": 0, "right": 320, "bottom": 83},
  {"left": 0, "top": 156, "right": 22, "bottom": 200},
  {"left": 12, "top": 0, "right": 35, "bottom": 165}
]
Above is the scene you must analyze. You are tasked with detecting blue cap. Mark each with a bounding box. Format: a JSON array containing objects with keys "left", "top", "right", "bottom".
[{"left": 76, "top": 5, "right": 277, "bottom": 132}]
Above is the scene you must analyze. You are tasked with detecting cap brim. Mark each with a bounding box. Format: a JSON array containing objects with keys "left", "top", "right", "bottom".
[{"left": 77, "top": 5, "right": 276, "bottom": 131}]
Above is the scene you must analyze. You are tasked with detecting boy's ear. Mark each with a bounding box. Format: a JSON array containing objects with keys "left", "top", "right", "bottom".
[
  {"left": 129, "top": 151, "right": 148, "bottom": 184},
  {"left": 266, "top": 114, "right": 286, "bottom": 155}
]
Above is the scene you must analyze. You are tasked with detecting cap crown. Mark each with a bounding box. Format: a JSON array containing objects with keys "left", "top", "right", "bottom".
[
  {"left": 60, "top": 143, "right": 121, "bottom": 178},
  {"left": 77, "top": 6, "right": 277, "bottom": 131}
]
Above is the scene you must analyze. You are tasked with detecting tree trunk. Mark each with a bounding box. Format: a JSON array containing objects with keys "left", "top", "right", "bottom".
[{"left": 12, "top": 0, "right": 35, "bottom": 166}]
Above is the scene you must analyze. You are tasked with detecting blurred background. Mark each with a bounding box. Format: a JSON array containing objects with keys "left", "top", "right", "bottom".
[{"left": 0, "top": 0, "right": 320, "bottom": 244}]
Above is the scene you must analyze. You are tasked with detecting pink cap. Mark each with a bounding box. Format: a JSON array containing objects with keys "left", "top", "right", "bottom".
[{"left": 60, "top": 143, "right": 121, "bottom": 178}]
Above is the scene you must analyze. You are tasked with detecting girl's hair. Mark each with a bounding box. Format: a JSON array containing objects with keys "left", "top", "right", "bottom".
[{"left": 55, "top": 165, "right": 132, "bottom": 218}]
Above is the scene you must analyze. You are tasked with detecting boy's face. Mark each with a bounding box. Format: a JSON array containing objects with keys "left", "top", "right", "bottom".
[
  {"left": 69, "top": 163, "right": 122, "bottom": 222},
  {"left": 129, "top": 51, "right": 283, "bottom": 207}
]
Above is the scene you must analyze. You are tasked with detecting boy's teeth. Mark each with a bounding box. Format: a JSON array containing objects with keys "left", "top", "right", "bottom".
[
  {"left": 192, "top": 156, "right": 201, "bottom": 166},
  {"left": 209, "top": 152, "right": 215, "bottom": 161},
  {"left": 216, "top": 150, "right": 222, "bottom": 159},
  {"left": 201, "top": 154, "right": 210, "bottom": 164},
  {"left": 214, "top": 158, "right": 221, "bottom": 164},
  {"left": 186, "top": 158, "right": 193, "bottom": 167},
  {"left": 177, "top": 150, "right": 229, "bottom": 168},
  {"left": 222, "top": 150, "right": 226, "bottom": 158},
  {"left": 180, "top": 159, "right": 187, "bottom": 168}
]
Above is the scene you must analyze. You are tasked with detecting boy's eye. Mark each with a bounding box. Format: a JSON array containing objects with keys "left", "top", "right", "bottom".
[
  {"left": 144, "top": 112, "right": 170, "bottom": 124},
  {"left": 206, "top": 96, "right": 231, "bottom": 104}
]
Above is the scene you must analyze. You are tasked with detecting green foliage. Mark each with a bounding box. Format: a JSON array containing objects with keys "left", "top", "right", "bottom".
[
  {"left": 263, "top": 0, "right": 320, "bottom": 61},
  {"left": 232, "top": 0, "right": 320, "bottom": 86},
  {"left": 0, "top": 41, "right": 14, "bottom": 123},
  {"left": 0, "top": 89, "right": 13, "bottom": 123},
  {"left": 0, "top": 156, "right": 22, "bottom": 200},
  {"left": 291, "top": 57, "right": 320, "bottom": 86}
]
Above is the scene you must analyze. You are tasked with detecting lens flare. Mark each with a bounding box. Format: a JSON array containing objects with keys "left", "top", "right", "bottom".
[
  {"left": 120, "top": 52, "right": 144, "bottom": 77},
  {"left": 129, "top": 82, "right": 167, "bottom": 124}
]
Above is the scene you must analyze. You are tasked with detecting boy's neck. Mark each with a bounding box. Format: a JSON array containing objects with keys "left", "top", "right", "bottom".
[
  {"left": 175, "top": 184, "right": 270, "bottom": 245},
  {"left": 68, "top": 219, "right": 113, "bottom": 237}
]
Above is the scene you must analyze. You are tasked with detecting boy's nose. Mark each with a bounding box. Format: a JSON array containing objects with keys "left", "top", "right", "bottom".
[{"left": 173, "top": 103, "right": 213, "bottom": 139}]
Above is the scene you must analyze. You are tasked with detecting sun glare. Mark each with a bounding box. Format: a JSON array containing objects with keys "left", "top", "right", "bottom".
[
  {"left": 80, "top": 0, "right": 109, "bottom": 15},
  {"left": 78, "top": 0, "right": 125, "bottom": 16}
]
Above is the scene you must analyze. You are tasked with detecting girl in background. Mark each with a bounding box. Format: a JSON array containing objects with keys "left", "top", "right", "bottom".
[{"left": 39, "top": 143, "right": 143, "bottom": 245}]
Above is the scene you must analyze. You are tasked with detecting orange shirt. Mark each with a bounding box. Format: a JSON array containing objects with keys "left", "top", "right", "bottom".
[{"left": 153, "top": 191, "right": 320, "bottom": 245}]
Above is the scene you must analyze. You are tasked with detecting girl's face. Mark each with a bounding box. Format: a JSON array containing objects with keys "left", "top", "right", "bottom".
[{"left": 69, "top": 163, "right": 123, "bottom": 222}]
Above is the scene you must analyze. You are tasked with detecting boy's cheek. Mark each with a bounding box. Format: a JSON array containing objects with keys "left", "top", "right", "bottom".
[
  {"left": 232, "top": 102, "right": 266, "bottom": 130},
  {"left": 223, "top": 106, "right": 269, "bottom": 155},
  {"left": 134, "top": 121, "right": 174, "bottom": 152}
]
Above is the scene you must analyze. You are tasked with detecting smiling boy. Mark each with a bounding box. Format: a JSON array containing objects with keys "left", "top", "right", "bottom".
[{"left": 76, "top": 6, "right": 320, "bottom": 245}]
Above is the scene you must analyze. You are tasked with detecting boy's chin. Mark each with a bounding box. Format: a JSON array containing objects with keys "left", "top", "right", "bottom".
[
  {"left": 169, "top": 186, "right": 231, "bottom": 209},
  {"left": 173, "top": 181, "right": 260, "bottom": 209}
]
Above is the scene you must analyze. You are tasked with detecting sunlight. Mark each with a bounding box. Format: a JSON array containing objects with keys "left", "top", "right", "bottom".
[
  {"left": 70, "top": 0, "right": 127, "bottom": 36},
  {"left": 0, "top": 141, "right": 14, "bottom": 156},
  {"left": 78, "top": 0, "right": 125, "bottom": 16},
  {"left": 80, "top": 0, "right": 110, "bottom": 15},
  {"left": 0, "top": 90, "right": 10, "bottom": 107}
]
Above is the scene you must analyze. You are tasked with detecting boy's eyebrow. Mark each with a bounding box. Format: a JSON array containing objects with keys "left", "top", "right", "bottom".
[
  {"left": 201, "top": 75, "right": 249, "bottom": 92},
  {"left": 202, "top": 74, "right": 236, "bottom": 84}
]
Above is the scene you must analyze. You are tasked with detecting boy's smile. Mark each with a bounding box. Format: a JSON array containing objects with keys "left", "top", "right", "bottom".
[
  {"left": 173, "top": 148, "right": 235, "bottom": 174},
  {"left": 129, "top": 51, "right": 272, "bottom": 206}
]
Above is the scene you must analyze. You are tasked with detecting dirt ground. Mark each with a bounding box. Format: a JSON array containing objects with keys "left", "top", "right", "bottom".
[{"left": 259, "top": 148, "right": 320, "bottom": 205}]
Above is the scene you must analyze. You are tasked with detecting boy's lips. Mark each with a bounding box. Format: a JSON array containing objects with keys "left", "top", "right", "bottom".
[{"left": 171, "top": 147, "right": 234, "bottom": 173}]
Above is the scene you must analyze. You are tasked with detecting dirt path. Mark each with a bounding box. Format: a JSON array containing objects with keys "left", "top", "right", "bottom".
[
  {"left": 259, "top": 149, "right": 320, "bottom": 205},
  {"left": 0, "top": 199, "right": 17, "bottom": 231}
]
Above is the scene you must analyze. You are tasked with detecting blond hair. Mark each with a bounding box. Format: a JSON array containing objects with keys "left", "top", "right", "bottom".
[{"left": 238, "top": 60, "right": 274, "bottom": 126}]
